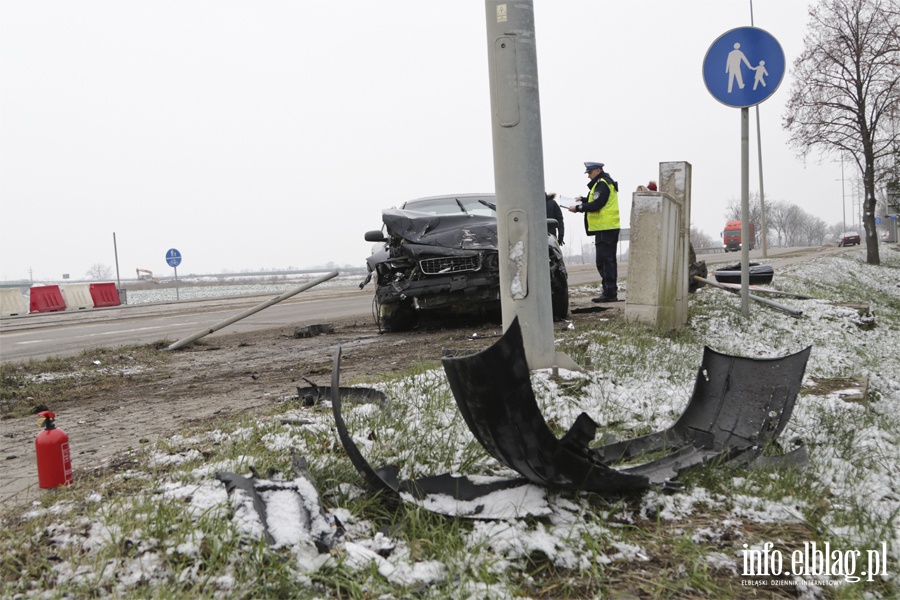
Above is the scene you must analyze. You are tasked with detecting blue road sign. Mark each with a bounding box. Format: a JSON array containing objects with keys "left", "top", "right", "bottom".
[
  {"left": 876, "top": 216, "right": 882, "bottom": 225},
  {"left": 166, "top": 248, "right": 182, "bottom": 268},
  {"left": 703, "top": 26, "right": 785, "bottom": 108}
]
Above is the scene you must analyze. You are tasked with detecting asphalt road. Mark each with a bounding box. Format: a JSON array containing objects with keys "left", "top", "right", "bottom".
[
  {"left": 0, "top": 286, "right": 374, "bottom": 363},
  {"left": 0, "top": 246, "right": 843, "bottom": 363}
]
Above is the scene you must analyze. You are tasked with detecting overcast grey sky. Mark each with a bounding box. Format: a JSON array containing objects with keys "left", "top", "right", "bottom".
[{"left": 1, "top": 1, "right": 847, "bottom": 282}]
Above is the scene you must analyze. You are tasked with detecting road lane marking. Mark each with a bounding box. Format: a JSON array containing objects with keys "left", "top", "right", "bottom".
[{"left": 5, "top": 322, "right": 201, "bottom": 345}]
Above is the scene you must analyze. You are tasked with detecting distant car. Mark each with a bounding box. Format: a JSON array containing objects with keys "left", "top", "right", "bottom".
[
  {"left": 360, "top": 194, "right": 569, "bottom": 332},
  {"left": 838, "top": 231, "right": 861, "bottom": 247}
]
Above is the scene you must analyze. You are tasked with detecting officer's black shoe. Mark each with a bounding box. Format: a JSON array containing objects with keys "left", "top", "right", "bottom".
[{"left": 591, "top": 295, "right": 618, "bottom": 303}]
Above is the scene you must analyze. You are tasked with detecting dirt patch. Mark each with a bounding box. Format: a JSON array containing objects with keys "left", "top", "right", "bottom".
[
  {"left": 804, "top": 375, "right": 869, "bottom": 404},
  {"left": 0, "top": 293, "right": 621, "bottom": 508}
]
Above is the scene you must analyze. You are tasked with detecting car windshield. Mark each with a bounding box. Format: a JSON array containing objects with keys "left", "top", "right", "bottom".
[
  {"left": 842, "top": 232, "right": 859, "bottom": 237},
  {"left": 402, "top": 196, "right": 496, "bottom": 217}
]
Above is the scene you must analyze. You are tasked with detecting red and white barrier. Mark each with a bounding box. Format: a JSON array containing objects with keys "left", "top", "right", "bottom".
[
  {"left": 1, "top": 289, "right": 28, "bottom": 316},
  {"left": 29, "top": 285, "right": 67, "bottom": 314},
  {"left": 61, "top": 284, "right": 95, "bottom": 310},
  {"left": 89, "top": 283, "right": 121, "bottom": 308},
  {"left": 9, "top": 283, "right": 123, "bottom": 315}
]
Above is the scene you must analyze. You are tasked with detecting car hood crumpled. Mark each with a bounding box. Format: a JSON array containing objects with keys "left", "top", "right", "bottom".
[{"left": 382, "top": 209, "right": 498, "bottom": 253}]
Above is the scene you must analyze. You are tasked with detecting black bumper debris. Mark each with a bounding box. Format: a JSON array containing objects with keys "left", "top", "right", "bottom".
[
  {"left": 594, "top": 344, "right": 811, "bottom": 468},
  {"left": 441, "top": 317, "right": 810, "bottom": 490},
  {"left": 328, "top": 316, "right": 811, "bottom": 514},
  {"left": 298, "top": 375, "right": 389, "bottom": 407},
  {"left": 328, "top": 348, "right": 539, "bottom": 519}
]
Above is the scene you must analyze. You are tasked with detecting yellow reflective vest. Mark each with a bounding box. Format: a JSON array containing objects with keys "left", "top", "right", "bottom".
[{"left": 586, "top": 177, "right": 620, "bottom": 233}]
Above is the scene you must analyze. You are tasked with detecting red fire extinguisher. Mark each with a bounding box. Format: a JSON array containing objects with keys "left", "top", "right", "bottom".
[{"left": 35, "top": 410, "right": 73, "bottom": 489}]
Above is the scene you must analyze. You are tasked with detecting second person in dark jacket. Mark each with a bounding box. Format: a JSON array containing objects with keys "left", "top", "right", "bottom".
[{"left": 545, "top": 192, "right": 565, "bottom": 245}]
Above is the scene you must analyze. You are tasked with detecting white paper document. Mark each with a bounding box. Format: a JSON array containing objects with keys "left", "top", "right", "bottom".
[{"left": 555, "top": 195, "right": 580, "bottom": 208}]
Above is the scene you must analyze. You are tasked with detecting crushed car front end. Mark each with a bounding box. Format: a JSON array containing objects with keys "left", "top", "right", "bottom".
[
  {"left": 361, "top": 194, "right": 569, "bottom": 332},
  {"left": 363, "top": 209, "right": 502, "bottom": 330}
]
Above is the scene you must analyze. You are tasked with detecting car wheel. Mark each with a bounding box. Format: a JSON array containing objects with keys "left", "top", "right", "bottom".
[
  {"left": 550, "top": 270, "right": 569, "bottom": 319},
  {"left": 377, "top": 299, "right": 417, "bottom": 332}
]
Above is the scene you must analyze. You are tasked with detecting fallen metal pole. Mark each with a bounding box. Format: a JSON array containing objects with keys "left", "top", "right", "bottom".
[
  {"left": 166, "top": 270, "right": 339, "bottom": 351},
  {"left": 695, "top": 276, "right": 803, "bottom": 317},
  {"left": 709, "top": 282, "right": 814, "bottom": 300}
]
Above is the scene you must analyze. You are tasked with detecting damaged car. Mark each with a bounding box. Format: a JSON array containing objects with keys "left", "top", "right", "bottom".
[{"left": 360, "top": 193, "right": 569, "bottom": 332}]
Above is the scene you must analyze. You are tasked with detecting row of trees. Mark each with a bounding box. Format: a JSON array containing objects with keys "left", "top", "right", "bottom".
[
  {"left": 722, "top": 196, "right": 841, "bottom": 248},
  {"left": 689, "top": 197, "right": 837, "bottom": 251},
  {"left": 783, "top": 0, "right": 899, "bottom": 265}
]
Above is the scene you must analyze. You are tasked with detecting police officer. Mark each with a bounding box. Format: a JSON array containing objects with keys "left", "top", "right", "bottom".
[{"left": 568, "top": 161, "right": 620, "bottom": 302}]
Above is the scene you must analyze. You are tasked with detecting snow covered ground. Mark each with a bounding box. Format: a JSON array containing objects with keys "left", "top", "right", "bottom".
[{"left": 6, "top": 248, "right": 899, "bottom": 599}]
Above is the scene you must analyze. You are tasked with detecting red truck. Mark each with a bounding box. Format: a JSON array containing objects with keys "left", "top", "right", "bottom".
[{"left": 722, "top": 220, "right": 755, "bottom": 252}]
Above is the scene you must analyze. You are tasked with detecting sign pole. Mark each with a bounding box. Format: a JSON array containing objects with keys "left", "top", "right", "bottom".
[
  {"left": 113, "top": 232, "right": 121, "bottom": 289},
  {"left": 702, "top": 25, "right": 784, "bottom": 320},
  {"left": 165, "top": 248, "right": 183, "bottom": 302},
  {"left": 741, "top": 108, "right": 750, "bottom": 317}
]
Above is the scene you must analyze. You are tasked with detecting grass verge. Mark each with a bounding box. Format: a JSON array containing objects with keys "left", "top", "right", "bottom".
[{"left": 1, "top": 249, "right": 898, "bottom": 599}]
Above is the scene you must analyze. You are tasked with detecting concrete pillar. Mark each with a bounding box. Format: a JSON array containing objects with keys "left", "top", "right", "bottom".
[
  {"left": 625, "top": 162, "right": 691, "bottom": 331},
  {"left": 660, "top": 162, "right": 692, "bottom": 326}
]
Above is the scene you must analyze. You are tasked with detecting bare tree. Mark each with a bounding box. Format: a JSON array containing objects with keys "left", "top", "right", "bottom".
[
  {"left": 562, "top": 238, "right": 576, "bottom": 264},
  {"left": 580, "top": 241, "right": 595, "bottom": 265},
  {"left": 765, "top": 200, "right": 788, "bottom": 247},
  {"left": 783, "top": 0, "right": 900, "bottom": 264},
  {"left": 86, "top": 263, "right": 112, "bottom": 280},
  {"left": 689, "top": 225, "right": 715, "bottom": 250},
  {"left": 801, "top": 215, "right": 830, "bottom": 246},
  {"left": 724, "top": 193, "right": 763, "bottom": 246},
  {"left": 765, "top": 201, "right": 828, "bottom": 247},
  {"left": 828, "top": 221, "right": 846, "bottom": 241},
  {"left": 724, "top": 193, "right": 763, "bottom": 225},
  {"left": 782, "top": 204, "right": 807, "bottom": 246}
]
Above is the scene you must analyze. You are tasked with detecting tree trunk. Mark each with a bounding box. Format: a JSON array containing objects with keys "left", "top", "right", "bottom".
[{"left": 864, "top": 161, "right": 880, "bottom": 265}]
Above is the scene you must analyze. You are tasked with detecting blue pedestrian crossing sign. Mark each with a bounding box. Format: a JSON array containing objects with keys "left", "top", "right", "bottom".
[
  {"left": 703, "top": 26, "right": 785, "bottom": 108},
  {"left": 165, "top": 248, "right": 182, "bottom": 268}
]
